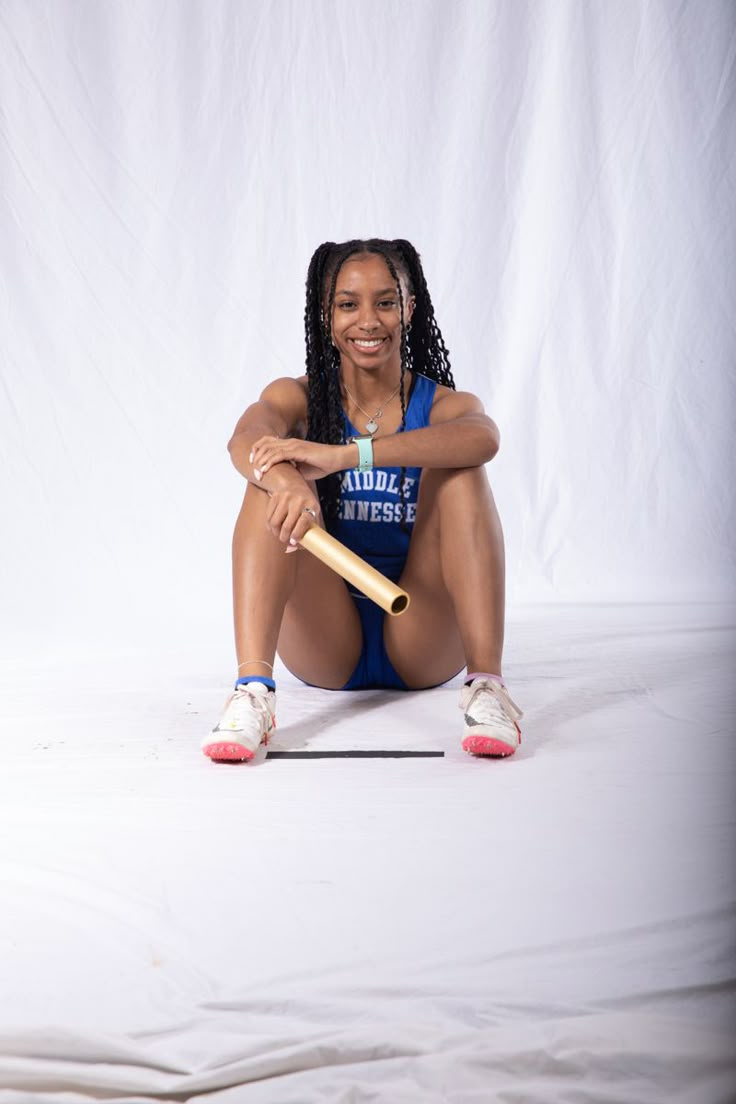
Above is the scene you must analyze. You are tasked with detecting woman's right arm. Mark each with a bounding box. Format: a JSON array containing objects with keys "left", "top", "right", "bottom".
[
  {"left": 228, "top": 377, "right": 307, "bottom": 486},
  {"left": 228, "top": 377, "right": 321, "bottom": 547}
]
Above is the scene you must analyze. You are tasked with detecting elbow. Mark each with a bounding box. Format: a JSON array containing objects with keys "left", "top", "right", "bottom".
[
  {"left": 484, "top": 420, "right": 500, "bottom": 463},
  {"left": 227, "top": 432, "right": 246, "bottom": 470}
]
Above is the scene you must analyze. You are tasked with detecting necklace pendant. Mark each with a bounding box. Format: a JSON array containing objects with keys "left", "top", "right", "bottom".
[{"left": 365, "top": 419, "right": 379, "bottom": 435}]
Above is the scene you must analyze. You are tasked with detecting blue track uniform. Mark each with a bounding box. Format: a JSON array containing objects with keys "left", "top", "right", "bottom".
[{"left": 325, "top": 373, "right": 437, "bottom": 690}]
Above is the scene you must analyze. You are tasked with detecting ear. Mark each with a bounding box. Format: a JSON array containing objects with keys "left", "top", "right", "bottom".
[{"left": 406, "top": 296, "right": 416, "bottom": 325}]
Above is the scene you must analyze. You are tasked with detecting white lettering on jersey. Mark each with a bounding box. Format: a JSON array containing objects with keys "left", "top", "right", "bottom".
[
  {"left": 340, "top": 470, "right": 415, "bottom": 498},
  {"left": 337, "top": 499, "right": 418, "bottom": 524}
]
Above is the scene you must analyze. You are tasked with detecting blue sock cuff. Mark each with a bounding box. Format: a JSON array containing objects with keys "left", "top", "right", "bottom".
[{"left": 235, "top": 675, "right": 276, "bottom": 691}]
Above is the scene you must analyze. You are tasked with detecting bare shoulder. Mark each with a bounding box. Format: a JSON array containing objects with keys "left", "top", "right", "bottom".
[
  {"left": 429, "top": 383, "right": 486, "bottom": 423},
  {"left": 231, "top": 375, "right": 309, "bottom": 441},
  {"left": 260, "top": 375, "right": 309, "bottom": 430}
]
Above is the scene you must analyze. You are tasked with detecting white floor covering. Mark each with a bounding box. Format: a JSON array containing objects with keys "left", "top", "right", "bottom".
[{"left": 1, "top": 604, "right": 734, "bottom": 1103}]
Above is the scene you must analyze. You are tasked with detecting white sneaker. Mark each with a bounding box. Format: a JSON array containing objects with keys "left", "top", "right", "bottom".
[
  {"left": 460, "top": 678, "right": 523, "bottom": 757},
  {"left": 201, "top": 682, "right": 276, "bottom": 762}
]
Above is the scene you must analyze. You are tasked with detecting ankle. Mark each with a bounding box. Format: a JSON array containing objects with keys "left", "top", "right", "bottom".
[
  {"left": 465, "top": 670, "right": 505, "bottom": 687},
  {"left": 235, "top": 675, "right": 276, "bottom": 692},
  {"left": 236, "top": 658, "right": 275, "bottom": 691}
]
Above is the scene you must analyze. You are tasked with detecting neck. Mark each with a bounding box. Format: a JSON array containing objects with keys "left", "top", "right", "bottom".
[{"left": 340, "top": 365, "right": 408, "bottom": 406}]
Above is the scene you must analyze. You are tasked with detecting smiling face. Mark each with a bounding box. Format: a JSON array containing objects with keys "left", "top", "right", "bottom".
[{"left": 328, "top": 252, "right": 415, "bottom": 376}]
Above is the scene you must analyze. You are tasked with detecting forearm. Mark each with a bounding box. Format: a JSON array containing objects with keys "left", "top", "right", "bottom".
[
  {"left": 358, "top": 415, "right": 499, "bottom": 470},
  {"left": 228, "top": 425, "right": 306, "bottom": 493},
  {"left": 246, "top": 413, "right": 500, "bottom": 486}
]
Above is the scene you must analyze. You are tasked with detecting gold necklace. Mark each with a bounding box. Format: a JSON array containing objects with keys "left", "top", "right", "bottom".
[{"left": 342, "top": 374, "right": 405, "bottom": 436}]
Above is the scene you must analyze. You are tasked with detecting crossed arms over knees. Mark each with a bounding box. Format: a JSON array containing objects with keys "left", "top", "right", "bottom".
[{"left": 226, "top": 376, "right": 500, "bottom": 547}]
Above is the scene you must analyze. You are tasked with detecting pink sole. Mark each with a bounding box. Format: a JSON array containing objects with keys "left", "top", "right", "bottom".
[
  {"left": 462, "top": 729, "right": 521, "bottom": 758},
  {"left": 202, "top": 741, "right": 256, "bottom": 762}
]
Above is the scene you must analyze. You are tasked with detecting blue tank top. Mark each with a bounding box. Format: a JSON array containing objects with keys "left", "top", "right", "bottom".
[{"left": 327, "top": 373, "right": 437, "bottom": 569}]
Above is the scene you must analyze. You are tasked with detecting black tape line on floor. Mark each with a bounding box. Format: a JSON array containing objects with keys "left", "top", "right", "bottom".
[{"left": 266, "top": 750, "right": 445, "bottom": 759}]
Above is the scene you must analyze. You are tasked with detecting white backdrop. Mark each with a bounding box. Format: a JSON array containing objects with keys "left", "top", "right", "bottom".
[
  {"left": 1, "top": 0, "right": 734, "bottom": 654},
  {"left": 1, "top": 7, "right": 735, "bottom": 1099}
]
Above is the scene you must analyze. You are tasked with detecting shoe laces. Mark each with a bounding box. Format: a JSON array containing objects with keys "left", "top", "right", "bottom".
[
  {"left": 226, "top": 684, "right": 274, "bottom": 729},
  {"left": 463, "top": 679, "right": 523, "bottom": 724}
]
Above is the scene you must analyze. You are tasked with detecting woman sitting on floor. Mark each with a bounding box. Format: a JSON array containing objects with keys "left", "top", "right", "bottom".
[{"left": 202, "top": 237, "right": 523, "bottom": 761}]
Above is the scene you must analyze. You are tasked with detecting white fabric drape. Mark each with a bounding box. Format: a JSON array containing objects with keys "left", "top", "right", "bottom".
[{"left": 1, "top": 0, "right": 734, "bottom": 653}]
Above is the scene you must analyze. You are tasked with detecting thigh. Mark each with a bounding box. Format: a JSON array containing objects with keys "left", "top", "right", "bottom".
[
  {"left": 277, "top": 545, "right": 363, "bottom": 689},
  {"left": 383, "top": 474, "right": 465, "bottom": 689}
]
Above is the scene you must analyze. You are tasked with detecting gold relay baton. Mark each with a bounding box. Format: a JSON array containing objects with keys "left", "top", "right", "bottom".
[{"left": 298, "top": 525, "right": 410, "bottom": 616}]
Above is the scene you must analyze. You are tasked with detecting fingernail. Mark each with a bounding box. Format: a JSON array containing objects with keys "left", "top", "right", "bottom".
[
  {"left": 289, "top": 538, "right": 297, "bottom": 546},
  {"left": 254, "top": 468, "right": 262, "bottom": 480},
  {"left": 249, "top": 451, "right": 253, "bottom": 463}
]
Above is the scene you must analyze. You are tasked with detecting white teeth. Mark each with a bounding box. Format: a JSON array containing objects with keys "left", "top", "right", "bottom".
[{"left": 352, "top": 339, "right": 384, "bottom": 347}]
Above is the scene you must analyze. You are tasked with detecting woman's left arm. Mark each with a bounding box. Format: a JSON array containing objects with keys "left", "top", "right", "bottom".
[
  {"left": 370, "top": 389, "right": 499, "bottom": 470},
  {"left": 249, "top": 389, "right": 499, "bottom": 480}
]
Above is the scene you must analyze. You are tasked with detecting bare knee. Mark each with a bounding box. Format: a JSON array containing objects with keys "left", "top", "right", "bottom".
[
  {"left": 414, "top": 465, "right": 493, "bottom": 527},
  {"left": 419, "top": 465, "right": 490, "bottom": 496}
]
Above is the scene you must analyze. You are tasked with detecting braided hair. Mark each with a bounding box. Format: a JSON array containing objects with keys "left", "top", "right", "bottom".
[{"left": 303, "top": 238, "right": 455, "bottom": 523}]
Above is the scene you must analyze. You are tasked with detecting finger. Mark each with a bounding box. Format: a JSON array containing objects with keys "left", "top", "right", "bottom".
[
  {"left": 279, "top": 500, "right": 308, "bottom": 545},
  {"left": 257, "top": 444, "right": 292, "bottom": 474},
  {"left": 273, "top": 498, "right": 305, "bottom": 544},
  {"left": 251, "top": 450, "right": 275, "bottom": 476},
  {"left": 250, "top": 438, "right": 279, "bottom": 466},
  {"left": 278, "top": 511, "right": 297, "bottom": 544},
  {"left": 266, "top": 498, "right": 287, "bottom": 536},
  {"left": 250, "top": 446, "right": 270, "bottom": 480},
  {"left": 289, "top": 510, "right": 319, "bottom": 546}
]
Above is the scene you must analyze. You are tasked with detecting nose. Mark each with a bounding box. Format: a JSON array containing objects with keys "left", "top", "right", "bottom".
[{"left": 357, "top": 303, "right": 380, "bottom": 331}]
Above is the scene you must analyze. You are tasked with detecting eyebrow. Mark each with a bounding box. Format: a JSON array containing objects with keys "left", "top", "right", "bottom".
[{"left": 334, "top": 287, "right": 398, "bottom": 297}]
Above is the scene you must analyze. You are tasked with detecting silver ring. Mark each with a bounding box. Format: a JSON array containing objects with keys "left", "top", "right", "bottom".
[{"left": 302, "top": 508, "right": 317, "bottom": 519}]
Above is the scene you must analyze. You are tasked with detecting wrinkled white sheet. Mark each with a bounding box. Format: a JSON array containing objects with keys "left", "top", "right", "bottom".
[{"left": 0, "top": 604, "right": 734, "bottom": 1101}]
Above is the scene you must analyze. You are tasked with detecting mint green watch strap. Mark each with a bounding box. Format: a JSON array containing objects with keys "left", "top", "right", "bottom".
[{"left": 354, "top": 436, "right": 374, "bottom": 472}]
